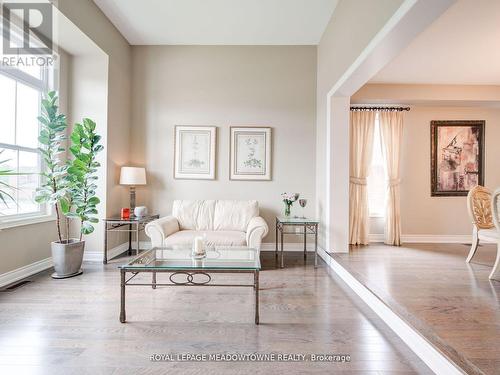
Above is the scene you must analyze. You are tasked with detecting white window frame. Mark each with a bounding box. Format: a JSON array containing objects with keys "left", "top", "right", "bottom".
[{"left": 0, "top": 66, "right": 56, "bottom": 229}]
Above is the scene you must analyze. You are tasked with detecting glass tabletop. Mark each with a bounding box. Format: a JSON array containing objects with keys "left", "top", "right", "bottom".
[
  {"left": 277, "top": 216, "right": 319, "bottom": 224},
  {"left": 120, "top": 246, "right": 260, "bottom": 270},
  {"left": 105, "top": 214, "right": 159, "bottom": 223}
]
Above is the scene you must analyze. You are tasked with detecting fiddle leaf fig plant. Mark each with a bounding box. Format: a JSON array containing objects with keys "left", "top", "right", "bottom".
[
  {"left": 35, "top": 91, "right": 103, "bottom": 242},
  {"left": 35, "top": 91, "right": 68, "bottom": 242},
  {"left": 61, "top": 118, "right": 103, "bottom": 240}
]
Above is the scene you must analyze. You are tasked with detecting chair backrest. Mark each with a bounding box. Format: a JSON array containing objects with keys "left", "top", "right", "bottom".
[
  {"left": 172, "top": 200, "right": 259, "bottom": 231},
  {"left": 467, "top": 185, "right": 494, "bottom": 229},
  {"left": 491, "top": 188, "right": 500, "bottom": 231}
]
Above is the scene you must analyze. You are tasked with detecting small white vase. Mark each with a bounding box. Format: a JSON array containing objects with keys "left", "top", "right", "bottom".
[{"left": 134, "top": 206, "right": 147, "bottom": 217}]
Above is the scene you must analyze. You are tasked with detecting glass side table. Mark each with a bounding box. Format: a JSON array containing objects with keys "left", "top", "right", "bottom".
[
  {"left": 275, "top": 216, "right": 319, "bottom": 269},
  {"left": 103, "top": 214, "right": 159, "bottom": 264}
]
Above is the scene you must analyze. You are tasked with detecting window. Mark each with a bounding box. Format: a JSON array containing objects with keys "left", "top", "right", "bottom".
[
  {"left": 367, "top": 114, "right": 387, "bottom": 217},
  {"left": 0, "top": 66, "right": 49, "bottom": 221}
]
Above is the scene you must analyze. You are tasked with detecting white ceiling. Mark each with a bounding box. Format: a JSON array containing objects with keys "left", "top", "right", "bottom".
[
  {"left": 371, "top": 0, "right": 500, "bottom": 85},
  {"left": 93, "top": 0, "right": 338, "bottom": 45}
]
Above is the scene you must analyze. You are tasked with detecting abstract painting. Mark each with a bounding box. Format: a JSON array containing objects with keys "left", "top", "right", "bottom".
[
  {"left": 174, "top": 126, "right": 216, "bottom": 179},
  {"left": 431, "top": 120, "right": 484, "bottom": 196},
  {"left": 230, "top": 127, "right": 272, "bottom": 180}
]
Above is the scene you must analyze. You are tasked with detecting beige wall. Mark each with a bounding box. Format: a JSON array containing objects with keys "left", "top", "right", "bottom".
[
  {"left": 56, "top": 0, "right": 132, "bottom": 254},
  {"left": 130, "top": 46, "right": 317, "bottom": 242},
  {"left": 353, "top": 84, "right": 500, "bottom": 236},
  {"left": 57, "top": 0, "right": 132, "bottom": 219},
  {"left": 397, "top": 106, "right": 499, "bottom": 236},
  {"left": 316, "top": 0, "right": 405, "bottom": 248}
]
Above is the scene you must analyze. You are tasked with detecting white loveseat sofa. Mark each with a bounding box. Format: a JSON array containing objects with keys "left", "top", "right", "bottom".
[{"left": 145, "top": 200, "right": 269, "bottom": 251}]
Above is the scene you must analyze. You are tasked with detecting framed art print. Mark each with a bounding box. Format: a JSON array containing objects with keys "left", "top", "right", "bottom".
[
  {"left": 431, "top": 120, "right": 484, "bottom": 196},
  {"left": 230, "top": 127, "right": 272, "bottom": 180},
  {"left": 174, "top": 126, "right": 217, "bottom": 180}
]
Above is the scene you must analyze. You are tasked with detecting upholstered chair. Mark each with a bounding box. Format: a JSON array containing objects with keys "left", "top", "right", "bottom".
[
  {"left": 489, "top": 188, "right": 500, "bottom": 280},
  {"left": 466, "top": 185, "right": 500, "bottom": 280}
]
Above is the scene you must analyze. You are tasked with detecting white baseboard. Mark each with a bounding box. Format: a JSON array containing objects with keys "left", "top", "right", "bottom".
[
  {"left": 318, "top": 248, "right": 464, "bottom": 375},
  {"left": 369, "top": 233, "right": 481, "bottom": 244},
  {"left": 260, "top": 242, "right": 316, "bottom": 252},
  {"left": 0, "top": 257, "right": 52, "bottom": 289}
]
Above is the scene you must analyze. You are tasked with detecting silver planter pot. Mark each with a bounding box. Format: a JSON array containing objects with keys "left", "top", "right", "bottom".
[{"left": 51, "top": 239, "right": 85, "bottom": 279}]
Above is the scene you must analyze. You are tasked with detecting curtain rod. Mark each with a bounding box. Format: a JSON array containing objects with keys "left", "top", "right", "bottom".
[{"left": 350, "top": 106, "right": 410, "bottom": 112}]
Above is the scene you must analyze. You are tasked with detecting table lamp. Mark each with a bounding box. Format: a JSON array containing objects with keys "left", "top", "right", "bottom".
[{"left": 119, "top": 166, "right": 147, "bottom": 213}]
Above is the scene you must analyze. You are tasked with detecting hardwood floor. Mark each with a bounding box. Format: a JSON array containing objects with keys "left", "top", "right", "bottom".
[
  {"left": 0, "top": 252, "right": 432, "bottom": 374},
  {"left": 334, "top": 243, "right": 500, "bottom": 375}
]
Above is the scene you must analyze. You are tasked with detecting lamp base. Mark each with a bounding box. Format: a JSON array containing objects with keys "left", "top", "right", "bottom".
[{"left": 129, "top": 186, "right": 136, "bottom": 213}]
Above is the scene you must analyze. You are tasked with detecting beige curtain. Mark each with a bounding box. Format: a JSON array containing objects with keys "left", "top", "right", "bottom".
[
  {"left": 379, "top": 111, "right": 404, "bottom": 246},
  {"left": 349, "top": 111, "right": 375, "bottom": 245}
]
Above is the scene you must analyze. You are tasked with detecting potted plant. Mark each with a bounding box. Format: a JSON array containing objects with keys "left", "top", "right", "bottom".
[
  {"left": 0, "top": 150, "right": 19, "bottom": 207},
  {"left": 35, "top": 91, "right": 103, "bottom": 279}
]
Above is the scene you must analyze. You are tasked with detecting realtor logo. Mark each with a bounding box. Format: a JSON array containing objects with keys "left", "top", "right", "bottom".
[{"left": 2, "top": 2, "right": 53, "bottom": 55}]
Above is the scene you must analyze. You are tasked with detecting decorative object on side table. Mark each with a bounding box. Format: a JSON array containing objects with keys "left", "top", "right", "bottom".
[
  {"left": 281, "top": 192, "right": 299, "bottom": 217},
  {"left": 121, "top": 208, "right": 130, "bottom": 219},
  {"left": 430, "top": 120, "right": 484, "bottom": 196},
  {"left": 275, "top": 216, "right": 319, "bottom": 269},
  {"left": 298, "top": 198, "right": 307, "bottom": 219},
  {"left": 35, "top": 91, "right": 103, "bottom": 279},
  {"left": 174, "top": 125, "right": 217, "bottom": 180},
  {"left": 120, "top": 166, "right": 147, "bottom": 212},
  {"left": 103, "top": 214, "right": 159, "bottom": 264},
  {"left": 134, "top": 206, "right": 148, "bottom": 217},
  {"left": 230, "top": 127, "right": 272, "bottom": 180}
]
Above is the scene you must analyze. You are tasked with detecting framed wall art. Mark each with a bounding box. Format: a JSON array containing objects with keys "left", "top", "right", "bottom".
[
  {"left": 174, "top": 126, "right": 217, "bottom": 180},
  {"left": 230, "top": 127, "right": 272, "bottom": 180},
  {"left": 430, "top": 120, "right": 484, "bottom": 196}
]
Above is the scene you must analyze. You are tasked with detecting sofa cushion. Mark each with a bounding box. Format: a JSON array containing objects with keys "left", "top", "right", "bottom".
[
  {"left": 213, "top": 200, "right": 259, "bottom": 232},
  {"left": 164, "top": 230, "right": 246, "bottom": 247},
  {"left": 172, "top": 200, "right": 216, "bottom": 230}
]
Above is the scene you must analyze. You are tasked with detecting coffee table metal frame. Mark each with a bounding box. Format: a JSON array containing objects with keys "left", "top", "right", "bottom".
[{"left": 119, "top": 247, "right": 260, "bottom": 324}]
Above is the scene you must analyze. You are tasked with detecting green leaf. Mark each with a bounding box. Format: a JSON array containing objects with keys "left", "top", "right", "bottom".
[
  {"left": 60, "top": 197, "right": 70, "bottom": 214},
  {"left": 88, "top": 196, "right": 100, "bottom": 206},
  {"left": 81, "top": 222, "right": 94, "bottom": 235}
]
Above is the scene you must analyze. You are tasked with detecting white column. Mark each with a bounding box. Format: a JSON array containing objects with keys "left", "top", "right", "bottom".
[{"left": 326, "top": 96, "right": 350, "bottom": 253}]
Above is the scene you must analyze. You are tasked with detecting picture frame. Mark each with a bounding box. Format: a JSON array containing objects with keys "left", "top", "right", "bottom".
[
  {"left": 174, "top": 125, "right": 217, "bottom": 180},
  {"left": 430, "top": 120, "right": 484, "bottom": 196},
  {"left": 230, "top": 126, "right": 272, "bottom": 181}
]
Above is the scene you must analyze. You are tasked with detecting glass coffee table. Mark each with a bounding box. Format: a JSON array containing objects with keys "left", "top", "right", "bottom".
[{"left": 119, "top": 246, "right": 261, "bottom": 324}]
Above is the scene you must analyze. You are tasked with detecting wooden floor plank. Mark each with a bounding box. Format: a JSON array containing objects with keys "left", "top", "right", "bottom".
[
  {"left": 0, "top": 252, "right": 432, "bottom": 374},
  {"left": 334, "top": 243, "right": 500, "bottom": 375}
]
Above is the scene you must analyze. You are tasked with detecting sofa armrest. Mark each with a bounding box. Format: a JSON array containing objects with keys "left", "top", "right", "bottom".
[
  {"left": 145, "top": 216, "right": 180, "bottom": 248},
  {"left": 246, "top": 216, "right": 269, "bottom": 251}
]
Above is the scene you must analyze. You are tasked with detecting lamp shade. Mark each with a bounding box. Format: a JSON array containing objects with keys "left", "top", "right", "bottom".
[{"left": 120, "top": 167, "right": 147, "bottom": 185}]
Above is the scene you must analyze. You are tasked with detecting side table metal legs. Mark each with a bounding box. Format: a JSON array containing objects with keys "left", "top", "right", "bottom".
[
  {"left": 314, "top": 227, "right": 318, "bottom": 269},
  {"left": 103, "top": 222, "right": 108, "bottom": 264},
  {"left": 127, "top": 224, "right": 133, "bottom": 255},
  {"left": 280, "top": 225, "right": 284, "bottom": 269},
  {"left": 120, "top": 270, "right": 126, "bottom": 323},
  {"left": 136, "top": 224, "right": 140, "bottom": 256},
  {"left": 275, "top": 219, "right": 278, "bottom": 261},
  {"left": 254, "top": 270, "right": 259, "bottom": 325},
  {"left": 303, "top": 223, "right": 307, "bottom": 260},
  {"left": 275, "top": 221, "right": 319, "bottom": 269}
]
